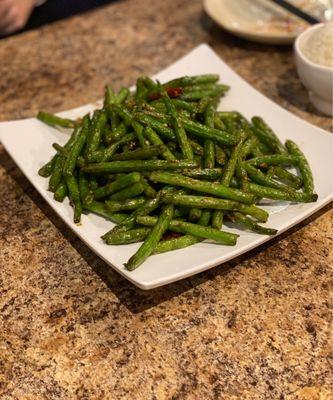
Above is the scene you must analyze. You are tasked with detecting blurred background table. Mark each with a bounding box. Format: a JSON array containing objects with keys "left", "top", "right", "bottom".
[{"left": 0, "top": 0, "right": 331, "bottom": 399}]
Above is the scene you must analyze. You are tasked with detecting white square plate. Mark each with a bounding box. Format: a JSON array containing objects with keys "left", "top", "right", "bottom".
[{"left": 1, "top": 44, "right": 332, "bottom": 289}]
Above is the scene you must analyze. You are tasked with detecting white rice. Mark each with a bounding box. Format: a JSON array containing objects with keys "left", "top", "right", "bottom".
[{"left": 301, "top": 22, "right": 333, "bottom": 68}]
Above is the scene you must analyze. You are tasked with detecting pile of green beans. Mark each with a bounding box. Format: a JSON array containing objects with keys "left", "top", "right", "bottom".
[{"left": 37, "top": 74, "right": 317, "bottom": 270}]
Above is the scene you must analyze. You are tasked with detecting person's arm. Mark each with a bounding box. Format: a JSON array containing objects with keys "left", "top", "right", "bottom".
[{"left": 0, "top": 0, "right": 41, "bottom": 36}]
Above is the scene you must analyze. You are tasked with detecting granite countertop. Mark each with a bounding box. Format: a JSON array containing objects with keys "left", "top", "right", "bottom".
[{"left": 0, "top": 0, "right": 332, "bottom": 399}]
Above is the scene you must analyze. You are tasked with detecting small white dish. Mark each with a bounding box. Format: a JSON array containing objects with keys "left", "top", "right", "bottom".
[
  {"left": 204, "top": 0, "right": 308, "bottom": 45},
  {"left": 0, "top": 44, "right": 332, "bottom": 289},
  {"left": 294, "top": 23, "right": 333, "bottom": 116}
]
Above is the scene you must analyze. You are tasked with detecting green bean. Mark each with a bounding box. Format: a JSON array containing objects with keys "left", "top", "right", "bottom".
[
  {"left": 141, "top": 176, "right": 157, "bottom": 198},
  {"left": 52, "top": 142, "right": 67, "bottom": 155},
  {"left": 180, "top": 117, "right": 238, "bottom": 146},
  {"left": 143, "top": 126, "right": 176, "bottom": 161},
  {"left": 85, "top": 111, "right": 107, "bottom": 160},
  {"left": 111, "top": 145, "right": 162, "bottom": 161},
  {"left": 162, "top": 87, "right": 193, "bottom": 160},
  {"left": 38, "top": 154, "right": 57, "bottom": 177},
  {"left": 136, "top": 215, "right": 238, "bottom": 245},
  {"left": 182, "top": 168, "right": 223, "bottom": 181},
  {"left": 243, "top": 163, "right": 295, "bottom": 192},
  {"left": 103, "top": 195, "right": 161, "bottom": 237},
  {"left": 78, "top": 171, "right": 93, "bottom": 206},
  {"left": 235, "top": 161, "right": 249, "bottom": 192},
  {"left": 183, "top": 83, "right": 224, "bottom": 93},
  {"left": 115, "top": 87, "right": 130, "bottom": 104},
  {"left": 271, "top": 166, "right": 303, "bottom": 190},
  {"left": 194, "top": 97, "right": 211, "bottom": 113},
  {"left": 105, "top": 197, "right": 146, "bottom": 212},
  {"left": 149, "top": 104, "right": 193, "bottom": 122},
  {"left": 228, "top": 212, "right": 277, "bottom": 235},
  {"left": 104, "top": 228, "right": 151, "bottom": 245},
  {"left": 214, "top": 145, "right": 227, "bottom": 166},
  {"left": 65, "top": 175, "right": 82, "bottom": 223},
  {"left": 248, "top": 183, "right": 317, "bottom": 202},
  {"left": 246, "top": 155, "right": 299, "bottom": 168},
  {"left": 149, "top": 171, "right": 255, "bottom": 204},
  {"left": 223, "top": 137, "right": 245, "bottom": 184},
  {"left": 203, "top": 140, "right": 215, "bottom": 168},
  {"left": 106, "top": 90, "right": 120, "bottom": 133},
  {"left": 212, "top": 132, "right": 246, "bottom": 228},
  {"left": 109, "top": 182, "right": 144, "bottom": 201},
  {"left": 142, "top": 108, "right": 169, "bottom": 123},
  {"left": 257, "top": 141, "right": 271, "bottom": 155},
  {"left": 240, "top": 136, "right": 257, "bottom": 160},
  {"left": 285, "top": 140, "right": 314, "bottom": 194},
  {"left": 252, "top": 116, "right": 287, "bottom": 154},
  {"left": 105, "top": 122, "right": 127, "bottom": 144},
  {"left": 136, "top": 77, "right": 149, "bottom": 103},
  {"left": 213, "top": 115, "right": 226, "bottom": 130},
  {"left": 59, "top": 125, "right": 83, "bottom": 154},
  {"left": 138, "top": 76, "right": 157, "bottom": 92},
  {"left": 153, "top": 210, "right": 211, "bottom": 254},
  {"left": 217, "top": 111, "right": 239, "bottom": 119},
  {"left": 135, "top": 113, "right": 175, "bottom": 141},
  {"left": 155, "top": 235, "right": 195, "bottom": 253},
  {"left": 189, "top": 208, "right": 202, "bottom": 221},
  {"left": 63, "top": 116, "right": 89, "bottom": 176},
  {"left": 112, "top": 104, "right": 147, "bottom": 147},
  {"left": 93, "top": 172, "right": 142, "bottom": 200},
  {"left": 203, "top": 104, "right": 215, "bottom": 169},
  {"left": 125, "top": 204, "right": 174, "bottom": 270},
  {"left": 84, "top": 201, "right": 127, "bottom": 224},
  {"left": 180, "top": 86, "right": 228, "bottom": 101},
  {"left": 174, "top": 108, "right": 193, "bottom": 119},
  {"left": 64, "top": 125, "right": 84, "bottom": 149},
  {"left": 150, "top": 98, "right": 197, "bottom": 113},
  {"left": 54, "top": 180, "right": 68, "bottom": 202},
  {"left": 171, "top": 99, "right": 198, "bottom": 112},
  {"left": 90, "top": 133, "right": 137, "bottom": 162},
  {"left": 163, "top": 74, "right": 219, "bottom": 88},
  {"left": 189, "top": 139, "right": 204, "bottom": 156},
  {"left": 249, "top": 145, "right": 263, "bottom": 158},
  {"left": 48, "top": 154, "right": 65, "bottom": 192},
  {"left": 198, "top": 209, "right": 211, "bottom": 225},
  {"left": 161, "top": 192, "right": 268, "bottom": 222},
  {"left": 219, "top": 114, "right": 238, "bottom": 133},
  {"left": 132, "top": 121, "right": 147, "bottom": 148},
  {"left": 104, "top": 85, "right": 116, "bottom": 108},
  {"left": 82, "top": 159, "right": 197, "bottom": 174},
  {"left": 37, "top": 111, "right": 76, "bottom": 129},
  {"left": 105, "top": 87, "right": 129, "bottom": 131},
  {"left": 185, "top": 137, "right": 204, "bottom": 219},
  {"left": 233, "top": 112, "right": 250, "bottom": 128}
]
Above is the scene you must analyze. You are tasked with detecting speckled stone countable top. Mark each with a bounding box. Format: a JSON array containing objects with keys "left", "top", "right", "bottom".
[{"left": 0, "top": 1, "right": 332, "bottom": 399}]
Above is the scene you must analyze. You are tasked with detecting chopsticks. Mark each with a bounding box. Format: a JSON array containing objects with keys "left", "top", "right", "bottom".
[{"left": 270, "top": 0, "right": 320, "bottom": 24}]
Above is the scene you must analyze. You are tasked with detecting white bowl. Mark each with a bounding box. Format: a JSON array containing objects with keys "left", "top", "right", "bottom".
[{"left": 294, "top": 23, "right": 333, "bottom": 117}]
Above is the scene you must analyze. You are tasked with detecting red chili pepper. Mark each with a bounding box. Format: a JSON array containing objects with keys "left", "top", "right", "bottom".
[
  {"left": 162, "top": 231, "right": 182, "bottom": 241},
  {"left": 148, "top": 87, "right": 183, "bottom": 101},
  {"left": 167, "top": 87, "right": 183, "bottom": 98}
]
